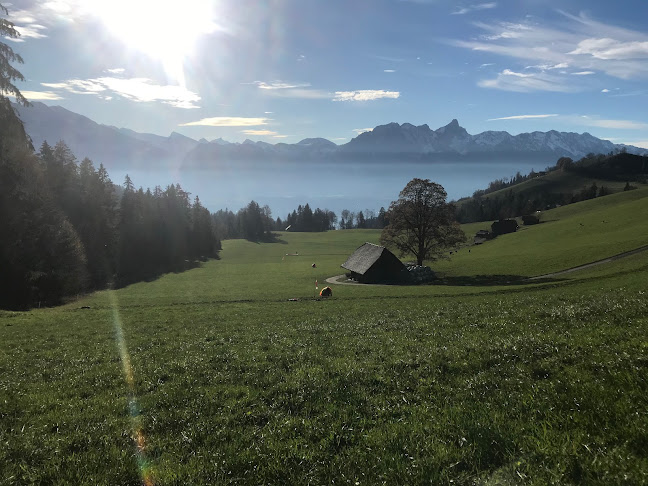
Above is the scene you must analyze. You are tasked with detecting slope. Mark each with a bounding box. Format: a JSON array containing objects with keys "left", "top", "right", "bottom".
[{"left": 437, "top": 187, "right": 648, "bottom": 278}]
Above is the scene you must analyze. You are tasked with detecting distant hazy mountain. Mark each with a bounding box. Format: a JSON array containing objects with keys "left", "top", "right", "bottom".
[
  {"left": 340, "top": 119, "right": 640, "bottom": 161},
  {"left": 14, "top": 102, "right": 646, "bottom": 171},
  {"left": 14, "top": 102, "right": 171, "bottom": 169}
]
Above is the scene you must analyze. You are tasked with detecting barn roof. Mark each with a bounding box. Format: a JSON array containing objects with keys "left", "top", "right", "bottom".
[{"left": 341, "top": 242, "right": 395, "bottom": 275}]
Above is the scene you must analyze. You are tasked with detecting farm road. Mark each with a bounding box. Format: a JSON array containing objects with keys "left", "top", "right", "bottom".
[{"left": 527, "top": 244, "right": 648, "bottom": 280}]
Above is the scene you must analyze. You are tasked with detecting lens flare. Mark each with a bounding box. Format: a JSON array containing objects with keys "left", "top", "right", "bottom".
[{"left": 110, "top": 291, "right": 155, "bottom": 486}]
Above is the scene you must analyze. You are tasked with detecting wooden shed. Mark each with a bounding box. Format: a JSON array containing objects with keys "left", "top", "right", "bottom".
[
  {"left": 341, "top": 243, "right": 405, "bottom": 283},
  {"left": 491, "top": 219, "right": 519, "bottom": 236}
]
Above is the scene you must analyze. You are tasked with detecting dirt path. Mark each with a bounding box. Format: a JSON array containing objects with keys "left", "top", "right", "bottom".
[
  {"left": 326, "top": 244, "right": 648, "bottom": 285},
  {"left": 528, "top": 244, "right": 648, "bottom": 280}
]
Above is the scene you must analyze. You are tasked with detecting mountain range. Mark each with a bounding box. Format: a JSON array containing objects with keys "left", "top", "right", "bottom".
[{"left": 14, "top": 102, "right": 646, "bottom": 171}]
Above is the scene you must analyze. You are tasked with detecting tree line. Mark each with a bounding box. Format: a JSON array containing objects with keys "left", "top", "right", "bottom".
[
  {"left": 1, "top": 134, "right": 222, "bottom": 309},
  {"left": 212, "top": 202, "right": 389, "bottom": 241}
]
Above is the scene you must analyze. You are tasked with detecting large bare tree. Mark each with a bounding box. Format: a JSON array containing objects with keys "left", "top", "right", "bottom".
[{"left": 380, "top": 178, "right": 465, "bottom": 265}]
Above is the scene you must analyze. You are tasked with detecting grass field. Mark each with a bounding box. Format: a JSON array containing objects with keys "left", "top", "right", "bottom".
[{"left": 2, "top": 190, "right": 648, "bottom": 485}]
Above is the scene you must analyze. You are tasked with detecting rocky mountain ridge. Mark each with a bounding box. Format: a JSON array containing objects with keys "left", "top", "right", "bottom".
[{"left": 14, "top": 102, "right": 646, "bottom": 170}]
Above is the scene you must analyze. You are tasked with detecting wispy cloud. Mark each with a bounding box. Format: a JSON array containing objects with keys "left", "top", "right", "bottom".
[
  {"left": 478, "top": 70, "right": 577, "bottom": 92},
  {"left": 453, "top": 11, "right": 648, "bottom": 91},
  {"left": 253, "top": 80, "right": 330, "bottom": 99},
  {"left": 569, "top": 38, "right": 648, "bottom": 60},
  {"left": 242, "top": 129, "right": 277, "bottom": 136},
  {"left": 575, "top": 116, "right": 648, "bottom": 130},
  {"left": 452, "top": 2, "right": 497, "bottom": 15},
  {"left": 488, "top": 112, "right": 648, "bottom": 131},
  {"left": 41, "top": 77, "right": 201, "bottom": 108},
  {"left": 180, "top": 117, "right": 270, "bottom": 127},
  {"left": 20, "top": 90, "right": 64, "bottom": 101},
  {"left": 241, "top": 129, "right": 279, "bottom": 137},
  {"left": 255, "top": 81, "right": 311, "bottom": 90},
  {"left": 333, "top": 90, "right": 400, "bottom": 101},
  {"left": 10, "top": 23, "right": 47, "bottom": 42},
  {"left": 352, "top": 128, "right": 374, "bottom": 134},
  {"left": 4, "top": 2, "right": 76, "bottom": 41},
  {"left": 106, "top": 68, "right": 125, "bottom": 74},
  {"left": 572, "top": 71, "right": 595, "bottom": 75},
  {"left": 42, "top": 80, "right": 107, "bottom": 95},
  {"left": 488, "top": 114, "right": 558, "bottom": 121},
  {"left": 601, "top": 88, "right": 610, "bottom": 93}
]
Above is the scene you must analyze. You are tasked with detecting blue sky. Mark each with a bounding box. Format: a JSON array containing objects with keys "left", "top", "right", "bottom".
[{"left": 6, "top": 0, "right": 648, "bottom": 147}]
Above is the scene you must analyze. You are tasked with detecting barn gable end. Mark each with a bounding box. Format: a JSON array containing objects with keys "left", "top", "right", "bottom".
[{"left": 341, "top": 243, "right": 405, "bottom": 283}]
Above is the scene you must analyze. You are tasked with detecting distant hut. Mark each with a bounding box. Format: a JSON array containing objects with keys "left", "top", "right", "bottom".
[
  {"left": 522, "top": 214, "right": 540, "bottom": 225},
  {"left": 491, "top": 219, "right": 519, "bottom": 236},
  {"left": 341, "top": 242, "right": 405, "bottom": 283},
  {"left": 474, "top": 229, "right": 492, "bottom": 245}
]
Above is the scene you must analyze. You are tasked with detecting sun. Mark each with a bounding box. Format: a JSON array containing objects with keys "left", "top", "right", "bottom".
[{"left": 87, "top": 0, "right": 220, "bottom": 85}]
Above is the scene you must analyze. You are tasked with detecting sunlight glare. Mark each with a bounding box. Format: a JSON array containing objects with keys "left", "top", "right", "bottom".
[{"left": 87, "top": 0, "right": 219, "bottom": 85}]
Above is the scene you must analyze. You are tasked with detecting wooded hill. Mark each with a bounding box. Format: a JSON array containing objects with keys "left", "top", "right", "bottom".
[{"left": 455, "top": 152, "right": 648, "bottom": 223}]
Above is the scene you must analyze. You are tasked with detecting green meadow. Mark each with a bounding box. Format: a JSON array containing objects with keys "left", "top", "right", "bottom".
[{"left": 2, "top": 189, "right": 648, "bottom": 485}]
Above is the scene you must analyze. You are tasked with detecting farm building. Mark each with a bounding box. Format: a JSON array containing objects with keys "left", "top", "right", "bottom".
[
  {"left": 491, "top": 219, "right": 519, "bottom": 236},
  {"left": 341, "top": 243, "right": 405, "bottom": 283},
  {"left": 474, "top": 229, "right": 493, "bottom": 245}
]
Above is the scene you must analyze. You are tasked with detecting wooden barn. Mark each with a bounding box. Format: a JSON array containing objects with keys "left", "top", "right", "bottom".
[
  {"left": 341, "top": 243, "right": 405, "bottom": 283},
  {"left": 491, "top": 219, "right": 519, "bottom": 236}
]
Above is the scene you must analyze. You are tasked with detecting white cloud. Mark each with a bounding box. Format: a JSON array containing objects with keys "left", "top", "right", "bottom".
[
  {"left": 572, "top": 71, "right": 595, "bottom": 75},
  {"left": 384, "top": 69, "right": 396, "bottom": 73},
  {"left": 453, "top": 12, "right": 648, "bottom": 89},
  {"left": 488, "top": 114, "right": 558, "bottom": 121},
  {"left": 333, "top": 90, "right": 400, "bottom": 101},
  {"left": 255, "top": 81, "right": 310, "bottom": 90},
  {"left": 41, "top": 77, "right": 201, "bottom": 108},
  {"left": 11, "top": 23, "right": 47, "bottom": 41},
  {"left": 569, "top": 38, "right": 648, "bottom": 60},
  {"left": 242, "top": 129, "right": 277, "bottom": 136},
  {"left": 352, "top": 128, "right": 374, "bottom": 134},
  {"left": 4, "top": 2, "right": 76, "bottom": 41},
  {"left": 576, "top": 117, "right": 648, "bottom": 130},
  {"left": 601, "top": 88, "right": 610, "bottom": 93},
  {"left": 106, "top": 68, "right": 125, "bottom": 74},
  {"left": 253, "top": 81, "right": 330, "bottom": 99},
  {"left": 180, "top": 117, "right": 270, "bottom": 127},
  {"left": 42, "top": 79, "right": 106, "bottom": 95},
  {"left": 488, "top": 113, "right": 648, "bottom": 131},
  {"left": 20, "top": 90, "right": 64, "bottom": 101},
  {"left": 452, "top": 3, "right": 497, "bottom": 15},
  {"left": 478, "top": 70, "right": 576, "bottom": 92}
]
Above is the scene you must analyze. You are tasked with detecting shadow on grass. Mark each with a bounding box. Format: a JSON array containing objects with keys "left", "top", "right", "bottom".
[
  {"left": 114, "top": 258, "right": 214, "bottom": 289},
  {"left": 248, "top": 233, "right": 288, "bottom": 245},
  {"left": 431, "top": 274, "right": 561, "bottom": 287}
]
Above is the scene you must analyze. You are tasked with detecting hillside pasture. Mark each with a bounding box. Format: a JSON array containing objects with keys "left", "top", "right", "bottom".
[
  {"left": 437, "top": 187, "right": 648, "bottom": 279},
  {"left": 2, "top": 190, "right": 648, "bottom": 485}
]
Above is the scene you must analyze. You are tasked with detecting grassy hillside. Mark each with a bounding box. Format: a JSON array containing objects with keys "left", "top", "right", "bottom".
[
  {"left": 438, "top": 187, "right": 648, "bottom": 277},
  {"left": 455, "top": 153, "right": 648, "bottom": 223},
  {"left": 2, "top": 190, "right": 648, "bottom": 485}
]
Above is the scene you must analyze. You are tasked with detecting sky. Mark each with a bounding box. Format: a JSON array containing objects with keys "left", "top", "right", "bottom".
[{"left": 5, "top": 0, "right": 648, "bottom": 147}]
